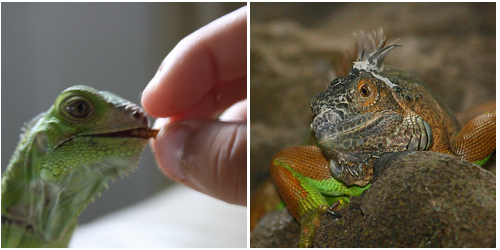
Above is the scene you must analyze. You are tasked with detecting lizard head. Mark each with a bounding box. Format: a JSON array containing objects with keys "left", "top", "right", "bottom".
[
  {"left": 310, "top": 30, "right": 432, "bottom": 186},
  {"left": 17, "top": 85, "right": 157, "bottom": 240},
  {"left": 36, "top": 85, "right": 155, "bottom": 184}
]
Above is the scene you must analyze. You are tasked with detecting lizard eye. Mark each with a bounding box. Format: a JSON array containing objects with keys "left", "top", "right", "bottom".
[
  {"left": 357, "top": 81, "right": 373, "bottom": 98},
  {"left": 61, "top": 96, "right": 94, "bottom": 120},
  {"left": 355, "top": 79, "right": 378, "bottom": 107},
  {"left": 360, "top": 85, "right": 370, "bottom": 97}
]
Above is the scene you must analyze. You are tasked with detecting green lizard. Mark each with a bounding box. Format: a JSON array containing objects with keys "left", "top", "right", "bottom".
[{"left": 1, "top": 85, "right": 158, "bottom": 247}]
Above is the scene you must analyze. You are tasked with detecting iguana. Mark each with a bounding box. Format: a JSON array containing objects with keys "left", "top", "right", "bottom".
[
  {"left": 268, "top": 30, "right": 496, "bottom": 247},
  {"left": 1, "top": 85, "right": 158, "bottom": 247}
]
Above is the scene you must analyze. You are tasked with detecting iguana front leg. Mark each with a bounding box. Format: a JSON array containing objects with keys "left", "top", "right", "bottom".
[{"left": 270, "top": 145, "right": 370, "bottom": 247}]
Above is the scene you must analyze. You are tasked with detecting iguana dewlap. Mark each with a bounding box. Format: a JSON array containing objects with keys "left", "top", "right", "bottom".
[
  {"left": 1, "top": 85, "right": 158, "bottom": 247},
  {"left": 269, "top": 30, "right": 496, "bottom": 247}
]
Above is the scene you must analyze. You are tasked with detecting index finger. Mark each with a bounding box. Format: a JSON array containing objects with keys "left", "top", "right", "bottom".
[{"left": 142, "top": 6, "right": 247, "bottom": 118}]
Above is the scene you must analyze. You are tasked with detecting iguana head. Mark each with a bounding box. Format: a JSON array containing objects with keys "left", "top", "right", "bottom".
[
  {"left": 36, "top": 85, "right": 155, "bottom": 184},
  {"left": 13, "top": 85, "right": 157, "bottom": 242},
  {"left": 310, "top": 30, "right": 432, "bottom": 186}
]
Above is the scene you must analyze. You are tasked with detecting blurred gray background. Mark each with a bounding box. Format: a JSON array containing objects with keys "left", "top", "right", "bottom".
[{"left": 2, "top": 2, "right": 245, "bottom": 224}]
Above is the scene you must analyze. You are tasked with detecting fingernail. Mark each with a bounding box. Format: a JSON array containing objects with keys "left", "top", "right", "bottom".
[
  {"left": 155, "top": 123, "right": 190, "bottom": 181},
  {"left": 153, "top": 118, "right": 169, "bottom": 130}
]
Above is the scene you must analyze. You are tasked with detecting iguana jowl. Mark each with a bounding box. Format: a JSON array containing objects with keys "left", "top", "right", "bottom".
[
  {"left": 1, "top": 85, "right": 158, "bottom": 247},
  {"left": 270, "top": 30, "right": 496, "bottom": 247}
]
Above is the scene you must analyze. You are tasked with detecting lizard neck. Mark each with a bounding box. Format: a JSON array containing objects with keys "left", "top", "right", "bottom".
[{"left": 1, "top": 136, "right": 106, "bottom": 247}]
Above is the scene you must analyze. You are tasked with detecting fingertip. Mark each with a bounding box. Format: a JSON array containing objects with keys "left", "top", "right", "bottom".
[
  {"left": 141, "top": 7, "right": 247, "bottom": 119},
  {"left": 220, "top": 99, "right": 247, "bottom": 121},
  {"left": 153, "top": 123, "right": 189, "bottom": 182},
  {"left": 141, "top": 69, "right": 162, "bottom": 116},
  {"left": 152, "top": 119, "right": 247, "bottom": 205}
]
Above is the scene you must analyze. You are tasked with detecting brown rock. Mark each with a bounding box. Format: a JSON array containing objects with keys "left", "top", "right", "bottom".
[{"left": 251, "top": 151, "right": 496, "bottom": 247}]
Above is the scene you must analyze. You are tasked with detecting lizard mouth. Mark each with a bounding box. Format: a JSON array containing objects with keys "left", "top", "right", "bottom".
[
  {"left": 311, "top": 109, "right": 374, "bottom": 143},
  {"left": 53, "top": 128, "right": 159, "bottom": 150},
  {"left": 312, "top": 110, "right": 397, "bottom": 144},
  {"left": 88, "top": 128, "right": 159, "bottom": 139}
]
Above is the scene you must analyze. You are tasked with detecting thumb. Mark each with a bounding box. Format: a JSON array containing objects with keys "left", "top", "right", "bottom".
[{"left": 152, "top": 118, "right": 247, "bottom": 206}]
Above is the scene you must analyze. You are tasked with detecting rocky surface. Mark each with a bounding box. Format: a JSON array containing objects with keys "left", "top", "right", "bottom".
[{"left": 251, "top": 151, "right": 496, "bottom": 247}]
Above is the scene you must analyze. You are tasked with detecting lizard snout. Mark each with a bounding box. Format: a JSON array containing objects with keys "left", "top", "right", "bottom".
[{"left": 311, "top": 109, "right": 343, "bottom": 138}]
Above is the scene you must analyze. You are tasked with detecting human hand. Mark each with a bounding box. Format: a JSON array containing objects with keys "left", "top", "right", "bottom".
[{"left": 141, "top": 6, "right": 247, "bottom": 206}]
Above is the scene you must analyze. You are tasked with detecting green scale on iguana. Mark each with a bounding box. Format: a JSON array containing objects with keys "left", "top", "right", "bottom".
[
  {"left": 267, "top": 30, "right": 495, "bottom": 247},
  {"left": 1, "top": 86, "right": 158, "bottom": 247}
]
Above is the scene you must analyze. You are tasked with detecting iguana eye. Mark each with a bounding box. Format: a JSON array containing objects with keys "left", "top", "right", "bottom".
[
  {"left": 355, "top": 79, "right": 378, "bottom": 107},
  {"left": 62, "top": 97, "right": 94, "bottom": 120},
  {"left": 357, "top": 80, "right": 375, "bottom": 98},
  {"left": 360, "top": 85, "right": 370, "bottom": 97}
]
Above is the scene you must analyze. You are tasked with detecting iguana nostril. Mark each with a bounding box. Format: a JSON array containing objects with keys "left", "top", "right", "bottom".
[
  {"left": 132, "top": 110, "right": 140, "bottom": 119},
  {"left": 133, "top": 110, "right": 150, "bottom": 127}
]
